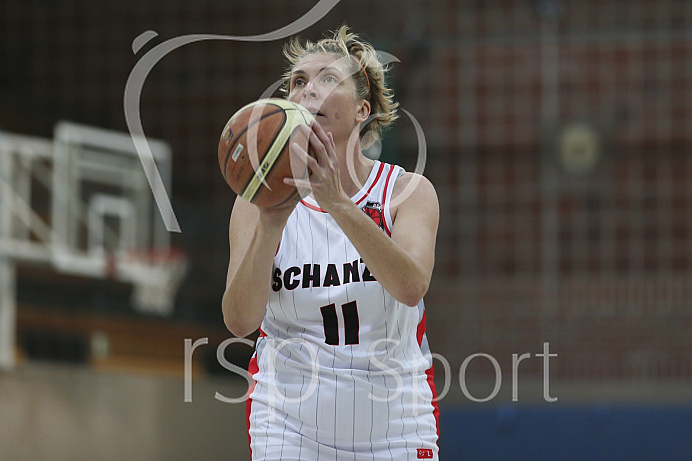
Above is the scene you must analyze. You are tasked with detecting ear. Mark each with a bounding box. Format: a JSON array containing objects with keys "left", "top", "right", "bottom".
[{"left": 355, "top": 99, "right": 371, "bottom": 123}]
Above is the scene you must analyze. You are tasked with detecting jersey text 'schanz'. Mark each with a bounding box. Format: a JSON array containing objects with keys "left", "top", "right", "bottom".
[{"left": 271, "top": 258, "right": 377, "bottom": 291}]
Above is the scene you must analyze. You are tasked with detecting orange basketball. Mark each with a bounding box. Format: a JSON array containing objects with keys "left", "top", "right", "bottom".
[{"left": 218, "top": 98, "right": 315, "bottom": 208}]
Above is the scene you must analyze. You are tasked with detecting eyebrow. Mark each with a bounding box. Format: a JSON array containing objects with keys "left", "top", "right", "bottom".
[{"left": 291, "top": 66, "right": 343, "bottom": 77}]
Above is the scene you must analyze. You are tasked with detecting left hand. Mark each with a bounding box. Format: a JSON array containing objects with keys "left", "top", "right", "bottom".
[{"left": 284, "top": 121, "right": 349, "bottom": 213}]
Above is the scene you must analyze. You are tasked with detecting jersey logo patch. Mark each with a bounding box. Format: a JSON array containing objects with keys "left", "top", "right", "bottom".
[
  {"left": 417, "top": 448, "right": 434, "bottom": 459},
  {"left": 363, "top": 201, "right": 385, "bottom": 231}
]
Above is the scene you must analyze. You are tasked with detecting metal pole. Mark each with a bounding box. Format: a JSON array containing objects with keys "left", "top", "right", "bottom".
[
  {"left": 0, "top": 257, "right": 16, "bottom": 369},
  {"left": 0, "top": 146, "right": 16, "bottom": 369}
]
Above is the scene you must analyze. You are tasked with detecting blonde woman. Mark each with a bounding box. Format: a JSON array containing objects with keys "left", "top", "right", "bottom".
[{"left": 223, "top": 26, "right": 440, "bottom": 460}]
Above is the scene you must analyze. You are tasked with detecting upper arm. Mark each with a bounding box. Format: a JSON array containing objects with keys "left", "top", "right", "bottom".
[
  {"left": 226, "top": 196, "right": 259, "bottom": 286},
  {"left": 389, "top": 173, "right": 440, "bottom": 282}
]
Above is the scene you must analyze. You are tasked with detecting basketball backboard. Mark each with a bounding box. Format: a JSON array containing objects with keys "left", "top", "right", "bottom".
[
  {"left": 0, "top": 122, "right": 184, "bottom": 369},
  {"left": 51, "top": 121, "right": 172, "bottom": 270}
]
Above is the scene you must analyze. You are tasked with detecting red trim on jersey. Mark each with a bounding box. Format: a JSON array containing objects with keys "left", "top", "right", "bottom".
[
  {"left": 246, "top": 354, "right": 259, "bottom": 458},
  {"left": 380, "top": 166, "right": 396, "bottom": 236},
  {"left": 416, "top": 310, "right": 426, "bottom": 347},
  {"left": 354, "top": 162, "right": 385, "bottom": 205},
  {"left": 417, "top": 310, "right": 441, "bottom": 444},
  {"left": 247, "top": 330, "right": 265, "bottom": 454},
  {"left": 300, "top": 199, "right": 324, "bottom": 212},
  {"left": 426, "top": 360, "right": 440, "bottom": 443}
]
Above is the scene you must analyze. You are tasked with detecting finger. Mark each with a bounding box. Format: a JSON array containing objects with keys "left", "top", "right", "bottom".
[
  {"left": 311, "top": 119, "right": 330, "bottom": 144},
  {"left": 310, "top": 122, "right": 336, "bottom": 161},
  {"left": 290, "top": 141, "right": 319, "bottom": 172},
  {"left": 301, "top": 123, "right": 330, "bottom": 166},
  {"left": 283, "top": 177, "right": 312, "bottom": 190},
  {"left": 298, "top": 124, "right": 326, "bottom": 163}
]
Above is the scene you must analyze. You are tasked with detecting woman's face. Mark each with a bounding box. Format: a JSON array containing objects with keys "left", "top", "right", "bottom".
[{"left": 287, "top": 52, "right": 367, "bottom": 144}]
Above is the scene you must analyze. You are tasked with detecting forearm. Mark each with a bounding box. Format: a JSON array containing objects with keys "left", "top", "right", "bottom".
[
  {"left": 222, "top": 220, "right": 283, "bottom": 337},
  {"left": 329, "top": 199, "right": 430, "bottom": 307}
]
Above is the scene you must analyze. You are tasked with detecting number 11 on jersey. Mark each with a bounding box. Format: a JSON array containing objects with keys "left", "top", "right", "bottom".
[{"left": 320, "top": 301, "right": 360, "bottom": 345}]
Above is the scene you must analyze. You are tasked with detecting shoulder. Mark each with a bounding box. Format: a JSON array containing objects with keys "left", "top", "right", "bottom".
[
  {"left": 390, "top": 171, "right": 438, "bottom": 221},
  {"left": 391, "top": 171, "right": 438, "bottom": 205}
]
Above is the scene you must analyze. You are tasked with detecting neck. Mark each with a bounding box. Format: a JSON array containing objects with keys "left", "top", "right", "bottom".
[{"left": 335, "top": 137, "right": 375, "bottom": 198}]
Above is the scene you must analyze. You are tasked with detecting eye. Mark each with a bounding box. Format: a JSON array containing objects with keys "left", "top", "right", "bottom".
[
  {"left": 323, "top": 74, "right": 338, "bottom": 84},
  {"left": 293, "top": 77, "right": 306, "bottom": 87}
]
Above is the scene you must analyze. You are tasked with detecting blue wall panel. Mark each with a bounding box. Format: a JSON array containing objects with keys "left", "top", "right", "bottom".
[{"left": 439, "top": 405, "right": 692, "bottom": 461}]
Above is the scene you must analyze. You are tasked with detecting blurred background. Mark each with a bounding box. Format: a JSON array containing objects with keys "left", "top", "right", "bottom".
[{"left": 1, "top": 0, "right": 691, "bottom": 459}]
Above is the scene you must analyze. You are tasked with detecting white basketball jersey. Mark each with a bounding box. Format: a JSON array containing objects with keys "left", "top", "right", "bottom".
[{"left": 247, "top": 161, "right": 439, "bottom": 460}]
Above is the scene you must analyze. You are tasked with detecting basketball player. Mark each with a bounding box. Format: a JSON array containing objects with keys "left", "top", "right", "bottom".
[{"left": 222, "top": 26, "right": 440, "bottom": 460}]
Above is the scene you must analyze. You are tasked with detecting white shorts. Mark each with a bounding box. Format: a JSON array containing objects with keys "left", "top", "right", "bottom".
[{"left": 248, "top": 397, "right": 439, "bottom": 461}]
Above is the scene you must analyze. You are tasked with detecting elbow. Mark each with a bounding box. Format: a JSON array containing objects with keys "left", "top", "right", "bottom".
[
  {"left": 229, "top": 326, "right": 255, "bottom": 338},
  {"left": 222, "top": 298, "right": 262, "bottom": 338},
  {"left": 223, "top": 314, "right": 258, "bottom": 338},
  {"left": 400, "top": 295, "right": 423, "bottom": 308},
  {"left": 399, "top": 280, "right": 429, "bottom": 308},
  {"left": 223, "top": 316, "right": 242, "bottom": 337},
  {"left": 222, "top": 287, "right": 262, "bottom": 337}
]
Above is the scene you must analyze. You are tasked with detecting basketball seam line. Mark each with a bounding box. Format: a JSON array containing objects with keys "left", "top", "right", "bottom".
[
  {"left": 267, "top": 110, "right": 314, "bottom": 207},
  {"left": 241, "top": 106, "right": 313, "bottom": 203},
  {"left": 251, "top": 125, "right": 295, "bottom": 205},
  {"left": 240, "top": 114, "right": 291, "bottom": 201}
]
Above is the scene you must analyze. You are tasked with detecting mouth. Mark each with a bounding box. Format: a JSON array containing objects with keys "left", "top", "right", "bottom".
[{"left": 305, "top": 108, "right": 326, "bottom": 118}]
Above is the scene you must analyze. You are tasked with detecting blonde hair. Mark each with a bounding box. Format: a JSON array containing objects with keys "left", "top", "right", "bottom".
[{"left": 281, "top": 25, "right": 399, "bottom": 149}]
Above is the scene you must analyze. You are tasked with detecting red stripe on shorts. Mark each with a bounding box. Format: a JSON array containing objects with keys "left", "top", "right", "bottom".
[{"left": 417, "top": 310, "right": 441, "bottom": 444}]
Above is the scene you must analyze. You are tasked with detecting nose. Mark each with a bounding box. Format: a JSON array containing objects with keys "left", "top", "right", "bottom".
[{"left": 303, "top": 80, "right": 318, "bottom": 99}]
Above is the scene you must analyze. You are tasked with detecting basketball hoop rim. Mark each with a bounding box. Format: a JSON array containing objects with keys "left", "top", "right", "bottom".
[{"left": 103, "top": 246, "right": 188, "bottom": 282}]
